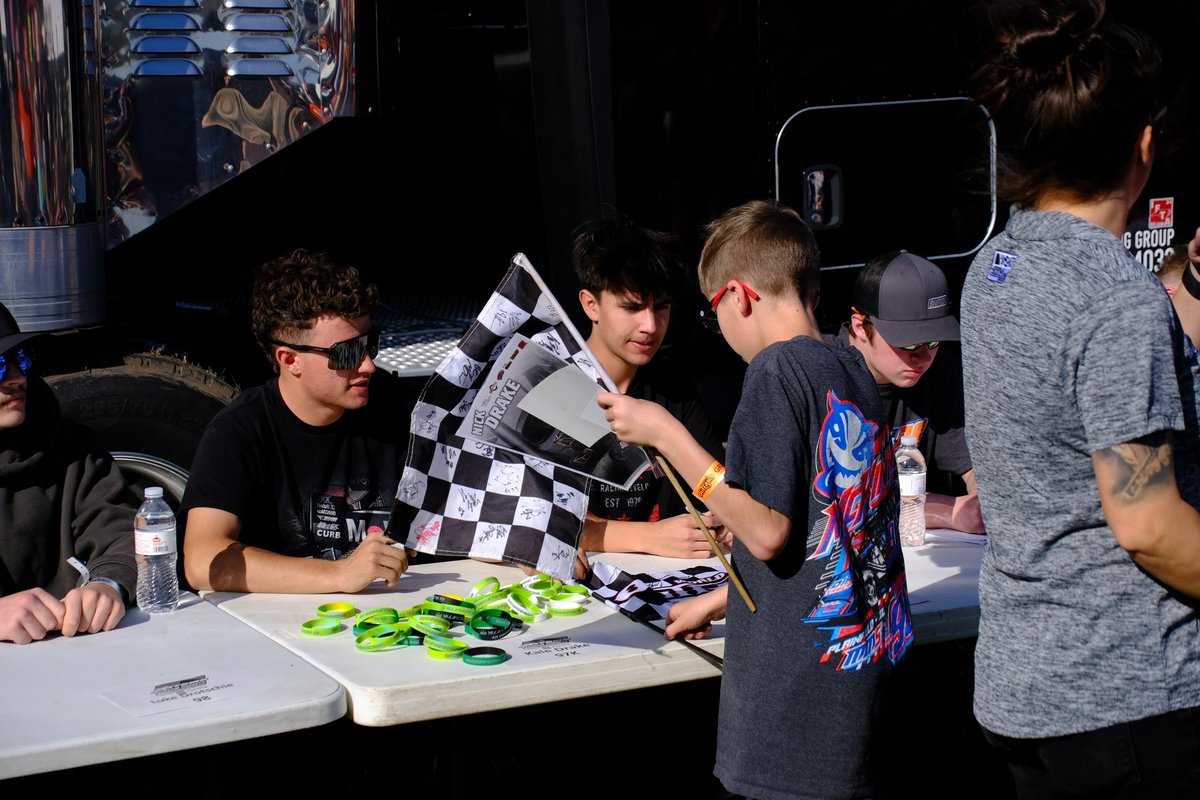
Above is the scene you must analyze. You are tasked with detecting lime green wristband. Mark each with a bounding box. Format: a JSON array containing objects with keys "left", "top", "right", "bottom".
[
  {"left": 546, "top": 601, "right": 585, "bottom": 617},
  {"left": 424, "top": 634, "right": 469, "bottom": 659},
  {"left": 301, "top": 617, "right": 342, "bottom": 636},
  {"left": 316, "top": 602, "right": 356, "bottom": 619},
  {"left": 353, "top": 607, "right": 401, "bottom": 634},
  {"left": 524, "top": 578, "right": 561, "bottom": 598},
  {"left": 469, "top": 577, "right": 501, "bottom": 598},
  {"left": 410, "top": 614, "right": 451, "bottom": 637},
  {"left": 354, "top": 623, "right": 412, "bottom": 652}
]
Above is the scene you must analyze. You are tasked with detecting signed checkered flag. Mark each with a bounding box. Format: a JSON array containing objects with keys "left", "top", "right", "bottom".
[
  {"left": 390, "top": 255, "right": 603, "bottom": 581},
  {"left": 587, "top": 561, "right": 729, "bottom": 622}
]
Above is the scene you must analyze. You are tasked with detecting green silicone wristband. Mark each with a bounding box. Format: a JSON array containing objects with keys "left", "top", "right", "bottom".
[
  {"left": 469, "top": 577, "right": 501, "bottom": 598},
  {"left": 415, "top": 601, "right": 472, "bottom": 624},
  {"left": 546, "top": 601, "right": 585, "bottom": 617},
  {"left": 354, "top": 623, "right": 411, "bottom": 652},
  {"left": 466, "top": 590, "right": 508, "bottom": 610},
  {"left": 316, "top": 602, "right": 356, "bottom": 619},
  {"left": 424, "top": 634, "right": 469, "bottom": 659},
  {"left": 354, "top": 607, "right": 401, "bottom": 633},
  {"left": 466, "top": 609, "right": 519, "bottom": 640},
  {"left": 525, "top": 579, "right": 561, "bottom": 598},
  {"left": 411, "top": 614, "right": 451, "bottom": 636},
  {"left": 462, "top": 646, "right": 507, "bottom": 666},
  {"left": 301, "top": 617, "right": 342, "bottom": 636}
]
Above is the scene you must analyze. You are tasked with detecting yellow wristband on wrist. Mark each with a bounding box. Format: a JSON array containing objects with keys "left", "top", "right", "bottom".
[{"left": 693, "top": 460, "right": 725, "bottom": 501}]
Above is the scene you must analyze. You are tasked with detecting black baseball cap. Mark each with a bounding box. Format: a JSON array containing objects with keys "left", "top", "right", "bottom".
[
  {"left": 0, "top": 300, "right": 40, "bottom": 354},
  {"left": 853, "top": 251, "right": 960, "bottom": 346}
]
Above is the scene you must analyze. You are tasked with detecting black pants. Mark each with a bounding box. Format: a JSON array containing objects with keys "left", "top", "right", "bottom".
[{"left": 983, "top": 707, "right": 1200, "bottom": 799}]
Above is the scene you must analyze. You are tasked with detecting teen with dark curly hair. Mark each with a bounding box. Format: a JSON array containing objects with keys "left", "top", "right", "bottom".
[{"left": 181, "top": 250, "right": 408, "bottom": 593}]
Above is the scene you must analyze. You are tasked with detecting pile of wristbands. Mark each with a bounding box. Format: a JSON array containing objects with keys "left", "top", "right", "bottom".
[{"left": 298, "top": 573, "right": 591, "bottom": 666}]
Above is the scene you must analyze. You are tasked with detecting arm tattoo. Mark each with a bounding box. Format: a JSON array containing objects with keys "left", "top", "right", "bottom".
[{"left": 1097, "top": 432, "right": 1175, "bottom": 503}]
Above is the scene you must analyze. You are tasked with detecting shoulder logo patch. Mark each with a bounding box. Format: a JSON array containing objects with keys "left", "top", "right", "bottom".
[{"left": 987, "top": 249, "right": 1016, "bottom": 283}]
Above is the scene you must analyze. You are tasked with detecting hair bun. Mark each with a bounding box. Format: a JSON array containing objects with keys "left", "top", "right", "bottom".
[{"left": 1000, "top": 0, "right": 1104, "bottom": 72}]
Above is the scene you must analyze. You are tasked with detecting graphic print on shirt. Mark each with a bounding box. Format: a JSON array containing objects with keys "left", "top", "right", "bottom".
[
  {"left": 304, "top": 435, "right": 396, "bottom": 560},
  {"left": 307, "top": 482, "right": 393, "bottom": 561},
  {"left": 806, "top": 389, "right": 912, "bottom": 671},
  {"left": 587, "top": 465, "right": 660, "bottom": 521}
]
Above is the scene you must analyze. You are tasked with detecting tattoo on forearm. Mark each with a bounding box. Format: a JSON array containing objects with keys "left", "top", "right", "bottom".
[{"left": 1098, "top": 434, "right": 1174, "bottom": 503}]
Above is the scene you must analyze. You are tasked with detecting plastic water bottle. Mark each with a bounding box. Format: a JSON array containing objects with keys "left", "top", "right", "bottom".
[
  {"left": 896, "top": 435, "right": 927, "bottom": 547},
  {"left": 135, "top": 486, "right": 179, "bottom": 613}
]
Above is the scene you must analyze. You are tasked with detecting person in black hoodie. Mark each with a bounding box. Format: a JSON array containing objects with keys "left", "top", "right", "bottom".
[{"left": 0, "top": 302, "right": 135, "bottom": 643}]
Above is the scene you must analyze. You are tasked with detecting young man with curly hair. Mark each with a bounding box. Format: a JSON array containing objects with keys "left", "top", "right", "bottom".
[{"left": 181, "top": 250, "right": 409, "bottom": 593}]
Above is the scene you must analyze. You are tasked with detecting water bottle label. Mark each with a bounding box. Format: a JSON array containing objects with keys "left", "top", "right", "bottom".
[
  {"left": 898, "top": 473, "right": 926, "bottom": 498},
  {"left": 135, "top": 526, "right": 177, "bottom": 556}
]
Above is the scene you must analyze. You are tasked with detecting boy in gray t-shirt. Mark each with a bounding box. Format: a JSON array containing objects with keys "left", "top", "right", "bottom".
[{"left": 600, "top": 201, "right": 911, "bottom": 800}]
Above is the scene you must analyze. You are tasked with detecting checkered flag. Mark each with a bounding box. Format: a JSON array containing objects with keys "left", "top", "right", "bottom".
[
  {"left": 391, "top": 254, "right": 607, "bottom": 580},
  {"left": 587, "top": 561, "right": 729, "bottom": 622}
]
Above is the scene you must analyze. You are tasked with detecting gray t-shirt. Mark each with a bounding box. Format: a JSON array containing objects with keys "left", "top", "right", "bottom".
[
  {"left": 717, "top": 336, "right": 911, "bottom": 799},
  {"left": 961, "top": 208, "right": 1200, "bottom": 738}
]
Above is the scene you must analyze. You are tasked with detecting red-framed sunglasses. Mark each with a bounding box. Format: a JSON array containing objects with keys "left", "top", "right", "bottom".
[{"left": 709, "top": 280, "right": 760, "bottom": 311}]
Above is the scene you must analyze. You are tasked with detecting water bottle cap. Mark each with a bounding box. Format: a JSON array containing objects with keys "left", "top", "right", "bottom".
[
  {"left": 900, "top": 435, "right": 918, "bottom": 446},
  {"left": 144, "top": 486, "right": 164, "bottom": 499}
]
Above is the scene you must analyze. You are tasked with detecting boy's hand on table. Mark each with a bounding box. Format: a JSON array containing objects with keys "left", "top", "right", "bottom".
[
  {"left": 0, "top": 588, "right": 66, "bottom": 644},
  {"left": 664, "top": 585, "right": 727, "bottom": 641},
  {"left": 61, "top": 582, "right": 125, "bottom": 636}
]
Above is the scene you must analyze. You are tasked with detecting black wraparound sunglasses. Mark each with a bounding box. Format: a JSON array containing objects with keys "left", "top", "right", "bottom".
[{"left": 271, "top": 328, "right": 380, "bottom": 370}]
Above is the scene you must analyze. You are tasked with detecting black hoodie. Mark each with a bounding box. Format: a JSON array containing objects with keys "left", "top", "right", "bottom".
[{"left": 0, "top": 377, "right": 136, "bottom": 600}]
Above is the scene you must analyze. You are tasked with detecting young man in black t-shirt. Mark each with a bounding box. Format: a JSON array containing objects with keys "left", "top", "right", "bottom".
[
  {"left": 573, "top": 215, "right": 727, "bottom": 558},
  {"left": 837, "top": 250, "right": 983, "bottom": 533},
  {"left": 181, "top": 250, "right": 408, "bottom": 593}
]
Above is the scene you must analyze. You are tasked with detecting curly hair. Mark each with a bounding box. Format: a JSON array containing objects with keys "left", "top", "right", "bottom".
[{"left": 251, "top": 249, "right": 378, "bottom": 370}]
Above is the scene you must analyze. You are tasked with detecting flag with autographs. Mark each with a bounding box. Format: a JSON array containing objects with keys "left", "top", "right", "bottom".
[
  {"left": 586, "top": 561, "right": 729, "bottom": 622},
  {"left": 390, "top": 254, "right": 602, "bottom": 580}
]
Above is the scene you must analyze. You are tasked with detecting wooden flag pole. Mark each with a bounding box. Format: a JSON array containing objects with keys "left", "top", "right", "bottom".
[{"left": 655, "top": 455, "right": 756, "bottom": 613}]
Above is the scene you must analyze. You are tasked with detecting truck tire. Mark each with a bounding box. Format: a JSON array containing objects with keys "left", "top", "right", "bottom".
[{"left": 46, "top": 353, "right": 239, "bottom": 476}]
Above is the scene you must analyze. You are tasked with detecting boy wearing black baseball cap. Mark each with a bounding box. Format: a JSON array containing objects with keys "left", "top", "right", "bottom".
[{"left": 838, "top": 250, "right": 983, "bottom": 533}]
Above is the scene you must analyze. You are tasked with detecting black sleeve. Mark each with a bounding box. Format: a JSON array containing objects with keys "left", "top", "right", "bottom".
[
  {"left": 922, "top": 344, "right": 973, "bottom": 478},
  {"left": 179, "top": 403, "right": 265, "bottom": 524}
]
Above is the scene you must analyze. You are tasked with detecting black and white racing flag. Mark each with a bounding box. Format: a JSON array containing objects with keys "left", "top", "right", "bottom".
[
  {"left": 390, "top": 255, "right": 603, "bottom": 581},
  {"left": 587, "top": 561, "right": 729, "bottom": 622}
]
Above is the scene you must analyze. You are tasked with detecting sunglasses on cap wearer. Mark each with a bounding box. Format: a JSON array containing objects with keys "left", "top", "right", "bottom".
[
  {"left": 270, "top": 328, "right": 380, "bottom": 370},
  {"left": 897, "top": 340, "right": 940, "bottom": 352},
  {"left": 852, "top": 307, "right": 940, "bottom": 353},
  {"left": 0, "top": 347, "right": 33, "bottom": 382}
]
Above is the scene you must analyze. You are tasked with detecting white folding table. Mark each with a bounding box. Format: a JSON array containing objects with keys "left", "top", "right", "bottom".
[
  {"left": 0, "top": 593, "right": 346, "bottom": 778},
  {"left": 204, "top": 535, "right": 982, "bottom": 727}
]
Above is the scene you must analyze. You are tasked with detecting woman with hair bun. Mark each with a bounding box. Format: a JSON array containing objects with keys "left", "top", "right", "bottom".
[{"left": 961, "top": 0, "right": 1200, "bottom": 795}]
